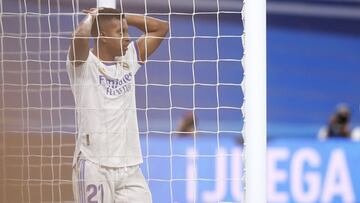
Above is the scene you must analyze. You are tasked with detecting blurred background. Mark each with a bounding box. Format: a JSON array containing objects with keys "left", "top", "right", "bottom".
[
  {"left": 268, "top": 0, "right": 360, "bottom": 202},
  {"left": 0, "top": 0, "right": 360, "bottom": 202}
]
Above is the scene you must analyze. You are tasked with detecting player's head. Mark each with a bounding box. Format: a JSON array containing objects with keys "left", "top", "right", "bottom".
[
  {"left": 91, "top": 8, "right": 130, "bottom": 56},
  {"left": 335, "top": 103, "right": 350, "bottom": 124}
]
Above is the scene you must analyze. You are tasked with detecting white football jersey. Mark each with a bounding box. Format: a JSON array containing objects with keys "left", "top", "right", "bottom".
[{"left": 67, "top": 42, "right": 143, "bottom": 167}]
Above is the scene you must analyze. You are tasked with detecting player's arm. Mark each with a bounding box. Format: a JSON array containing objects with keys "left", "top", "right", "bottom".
[
  {"left": 126, "top": 15, "right": 169, "bottom": 63},
  {"left": 68, "top": 8, "right": 97, "bottom": 66}
]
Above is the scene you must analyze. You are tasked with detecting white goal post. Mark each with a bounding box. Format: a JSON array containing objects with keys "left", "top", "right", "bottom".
[{"left": 242, "top": 0, "right": 267, "bottom": 202}]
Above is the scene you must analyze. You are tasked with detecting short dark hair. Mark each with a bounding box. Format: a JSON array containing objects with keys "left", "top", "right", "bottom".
[{"left": 91, "top": 8, "right": 125, "bottom": 37}]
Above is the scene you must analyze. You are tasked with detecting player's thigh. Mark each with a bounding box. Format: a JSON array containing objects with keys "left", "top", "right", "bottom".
[
  {"left": 115, "top": 166, "right": 152, "bottom": 203},
  {"left": 73, "top": 159, "right": 114, "bottom": 203}
]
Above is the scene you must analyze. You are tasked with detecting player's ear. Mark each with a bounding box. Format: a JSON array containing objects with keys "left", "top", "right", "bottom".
[{"left": 99, "top": 31, "right": 106, "bottom": 43}]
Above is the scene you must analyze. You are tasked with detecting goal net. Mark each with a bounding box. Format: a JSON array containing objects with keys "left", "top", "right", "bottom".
[{"left": 0, "top": 0, "right": 265, "bottom": 202}]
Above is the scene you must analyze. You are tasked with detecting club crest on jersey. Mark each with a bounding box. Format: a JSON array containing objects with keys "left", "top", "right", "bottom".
[
  {"left": 98, "top": 66, "right": 108, "bottom": 76},
  {"left": 120, "top": 62, "right": 130, "bottom": 71}
]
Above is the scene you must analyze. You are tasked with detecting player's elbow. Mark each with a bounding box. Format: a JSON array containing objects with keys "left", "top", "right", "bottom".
[
  {"left": 157, "top": 21, "right": 169, "bottom": 37},
  {"left": 162, "top": 21, "right": 169, "bottom": 32}
]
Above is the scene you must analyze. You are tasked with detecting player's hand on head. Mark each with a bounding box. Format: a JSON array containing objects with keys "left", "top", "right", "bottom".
[{"left": 82, "top": 7, "right": 104, "bottom": 15}]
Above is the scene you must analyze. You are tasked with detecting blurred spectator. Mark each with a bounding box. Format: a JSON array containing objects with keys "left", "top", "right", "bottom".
[
  {"left": 318, "top": 104, "right": 351, "bottom": 139},
  {"left": 177, "top": 112, "right": 197, "bottom": 137}
]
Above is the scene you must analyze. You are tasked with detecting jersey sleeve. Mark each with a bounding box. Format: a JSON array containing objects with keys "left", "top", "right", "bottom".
[
  {"left": 129, "top": 41, "right": 143, "bottom": 74},
  {"left": 66, "top": 52, "right": 89, "bottom": 85}
]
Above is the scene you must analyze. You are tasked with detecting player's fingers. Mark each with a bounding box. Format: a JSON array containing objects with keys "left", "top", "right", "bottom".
[
  {"left": 90, "top": 8, "right": 98, "bottom": 12},
  {"left": 82, "top": 8, "right": 97, "bottom": 14},
  {"left": 82, "top": 8, "right": 91, "bottom": 13}
]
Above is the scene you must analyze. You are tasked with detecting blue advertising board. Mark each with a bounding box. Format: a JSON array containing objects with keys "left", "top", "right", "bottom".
[{"left": 141, "top": 136, "right": 360, "bottom": 203}]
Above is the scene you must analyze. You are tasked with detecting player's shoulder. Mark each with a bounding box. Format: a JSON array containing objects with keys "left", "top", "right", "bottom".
[{"left": 66, "top": 50, "right": 96, "bottom": 72}]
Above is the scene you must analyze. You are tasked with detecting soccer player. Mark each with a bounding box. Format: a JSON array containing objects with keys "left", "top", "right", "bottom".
[{"left": 66, "top": 7, "right": 168, "bottom": 203}]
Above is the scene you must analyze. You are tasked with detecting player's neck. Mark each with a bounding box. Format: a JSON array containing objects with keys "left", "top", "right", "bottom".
[{"left": 92, "top": 45, "right": 116, "bottom": 63}]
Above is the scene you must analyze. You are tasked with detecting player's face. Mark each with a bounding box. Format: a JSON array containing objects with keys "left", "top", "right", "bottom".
[{"left": 105, "top": 18, "right": 130, "bottom": 56}]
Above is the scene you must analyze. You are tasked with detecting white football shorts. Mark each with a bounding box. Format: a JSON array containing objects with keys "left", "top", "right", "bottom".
[{"left": 72, "top": 156, "right": 152, "bottom": 203}]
